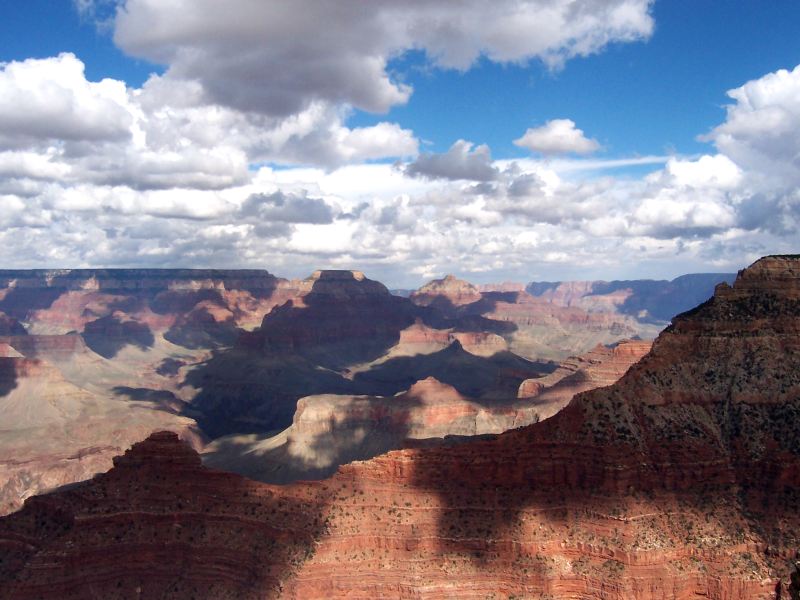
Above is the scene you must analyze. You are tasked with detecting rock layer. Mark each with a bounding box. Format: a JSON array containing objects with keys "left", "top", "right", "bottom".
[
  {"left": 1, "top": 256, "right": 799, "bottom": 598},
  {"left": 205, "top": 377, "right": 527, "bottom": 484}
]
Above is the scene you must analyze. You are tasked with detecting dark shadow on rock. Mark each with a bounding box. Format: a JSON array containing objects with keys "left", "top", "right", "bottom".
[
  {"left": 185, "top": 272, "right": 539, "bottom": 440},
  {"left": 183, "top": 349, "right": 364, "bottom": 439},
  {"left": 0, "top": 359, "right": 18, "bottom": 398},
  {"left": 203, "top": 389, "right": 426, "bottom": 484},
  {"left": 252, "top": 271, "right": 420, "bottom": 370},
  {"left": 0, "top": 313, "right": 27, "bottom": 336},
  {"left": 149, "top": 288, "right": 225, "bottom": 315},
  {"left": 156, "top": 358, "right": 186, "bottom": 377},
  {"left": 112, "top": 386, "right": 184, "bottom": 415},
  {"left": 0, "top": 287, "right": 63, "bottom": 321},
  {"left": 411, "top": 293, "right": 519, "bottom": 337},
  {"left": 353, "top": 340, "right": 553, "bottom": 400},
  {"left": 82, "top": 315, "right": 155, "bottom": 359},
  {"left": 164, "top": 306, "right": 241, "bottom": 349}
]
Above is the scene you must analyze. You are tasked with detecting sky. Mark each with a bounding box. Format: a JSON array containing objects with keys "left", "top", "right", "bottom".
[{"left": 0, "top": 1, "right": 799, "bottom": 287}]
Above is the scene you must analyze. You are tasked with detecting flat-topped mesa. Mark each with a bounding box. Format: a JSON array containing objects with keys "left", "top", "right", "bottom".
[
  {"left": 309, "top": 269, "right": 366, "bottom": 281},
  {"left": 410, "top": 274, "right": 483, "bottom": 307},
  {"left": 301, "top": 269, "right": 390, "bottom": 299}
]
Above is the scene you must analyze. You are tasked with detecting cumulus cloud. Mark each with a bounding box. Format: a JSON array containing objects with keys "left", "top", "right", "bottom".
[
  {"left": 514, "top": 119, "right": 601, "bottom": 155},
  {"left": 702, "top": 64, "right": 800, "bottom": 187},
  {"left": 0, "top": 53, "right": 418, "bottom": 199},
  {"left": 404, "top": 140, "right": 499, "bottom": 181},
  {"left": 240, "top": 191, "right": 336, "bottom": 224},
  {"left": 0, "top": 53, "right": 131, "bottom": 145},
  {"left": 112, "top": 0, "right": 654, "bottom": 116}
]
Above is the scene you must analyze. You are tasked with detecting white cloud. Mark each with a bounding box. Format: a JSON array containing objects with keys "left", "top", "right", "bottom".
[
  {"left": 240, "top": 191, "right": 336, "bottom": 224},
  {"left": 703, "top": 64, "right": 800, "bottom": 188},
  {"left": 404, "top": 140, "right": 498, "bottom": 181},
  {"left": 514, "top": 119, "right": 601, "bottom": 155},
  {"left": 659, "top": 155, "right": 743, "bottom": 190},
  {"left": 0, "top": 53, "right": 132, "bottom": 145},
  {"left": 111, "top": 0, "right": 654, "bottom": 117}
]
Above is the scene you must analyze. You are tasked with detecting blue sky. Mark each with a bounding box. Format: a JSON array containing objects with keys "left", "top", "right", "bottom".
[
  {"left": 0, "top": 1, "right": 799, "bottom": 285},
  {"left": 364, "top": 2, "right": 800, "bottom": 160},
  {"left": 4, "top": 1, "right": 799, "bottom": 161}
]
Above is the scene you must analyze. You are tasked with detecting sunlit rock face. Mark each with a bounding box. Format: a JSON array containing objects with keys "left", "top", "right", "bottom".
[
  {"left": 410, "top": 274, "right": 483, "bottom": 309},
  {"left": 1, "top": 256, "right": 799, "bottom": 599}
]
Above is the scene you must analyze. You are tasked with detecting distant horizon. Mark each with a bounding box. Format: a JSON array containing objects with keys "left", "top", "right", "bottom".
[{"left": 0, "top": 262, "right": 743, "bottom": 290}]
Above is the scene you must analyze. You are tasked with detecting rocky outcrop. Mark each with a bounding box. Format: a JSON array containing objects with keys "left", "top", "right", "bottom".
[
  {"left": 410, "top": 274, "right": 483, "bottom": 309},
  {"left": 518, "top": 339, "right": 652, "bottom": 397},
  {"left": 477, "top": 290, "right": 656, "bottom": 360},
  {"left": 206, "top": 341, "right": 649, "bottom": 486},
  {"left": 188, "top": 272, "right": 552, "bottom": 437},
  {"left": 0, "top": 270, "right": 300, "bottom": 515},
  {"left": 1, "top": 256, "right": 798, "bottom": 598},
  {"left": 245, "top": 270, "right": 421, "bottom": 366},
  {"left": 393, "top": 319, "right": 508, "bottom": 357},
  {"left": 282, "top": 255, "right": 800, "bottom": 597},
  {"left": 0, "top": 432, "right": 329, "bottom": 600},
  {"left": 410, "top": 276, "right": 655, "bottom": 359}
]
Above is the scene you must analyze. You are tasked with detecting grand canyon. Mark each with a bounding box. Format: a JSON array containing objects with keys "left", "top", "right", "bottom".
[
  {"left": 2, "top": 266, "right": 717, "bottom": 513},
  {"left": 3, "top": 3, "right": 800, "bottom": 597},
  {"left": 0, "top": 256, "right": 798, "bottom": 598}
]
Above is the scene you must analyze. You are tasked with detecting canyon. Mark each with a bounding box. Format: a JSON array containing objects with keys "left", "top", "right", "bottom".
[
  {"left": 0, "top": 268, "right": 729, "bottom": 515},
  {"left": 0, "top": 255, "right": 795, "bottom": 598}
]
